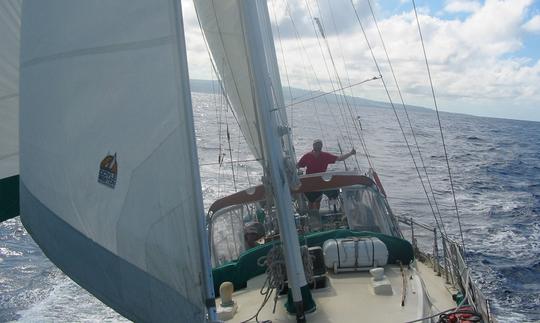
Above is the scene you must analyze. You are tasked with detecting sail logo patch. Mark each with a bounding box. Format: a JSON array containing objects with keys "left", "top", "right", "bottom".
[{"left": 98, "top": 153, "right": 118, "bottom": 188}]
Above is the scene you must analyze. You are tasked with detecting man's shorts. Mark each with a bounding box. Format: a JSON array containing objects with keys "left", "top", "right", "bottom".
[{"left": 304, "top": 190, "right": 339, "bottom": 203}]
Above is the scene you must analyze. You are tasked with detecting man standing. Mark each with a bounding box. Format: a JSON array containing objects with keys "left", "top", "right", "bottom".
[{"left": 297, "top": 139, "right": 355, "bottom": 209}]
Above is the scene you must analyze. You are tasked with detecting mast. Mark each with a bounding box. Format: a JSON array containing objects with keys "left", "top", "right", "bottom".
[
  {"left": 239, "top": 0, "right": 314, "bottom": 319},
  {"left": 257, "top": 0, "right": 297, "bottom": 166}
]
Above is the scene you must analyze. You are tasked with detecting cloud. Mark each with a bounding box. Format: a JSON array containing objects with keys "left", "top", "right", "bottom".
[
  {"left": 523, "top": 14, "right": 540, "bottom": 33},
  {"left": 184, "top": 0, "right": 540, "bottom": 121},
  {"left": 268, "top": 0, "right": 373, "bottom": 39},
  {"left": 444, "top": 0, "right": 482, "bottom": 13},
  {"left": 367, "top": 0, "right": 539, "bottom": 116}
]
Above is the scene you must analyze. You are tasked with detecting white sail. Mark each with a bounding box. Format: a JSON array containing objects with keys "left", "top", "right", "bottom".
[
  {"left": 19, "top": 1, "right": 214, "bottom": 321},
  {"left": 0, "top": 0, "right": 20, "bottom": 179},
  {"left": 193, "top": 0, "right": 295, "bottom": 163}
]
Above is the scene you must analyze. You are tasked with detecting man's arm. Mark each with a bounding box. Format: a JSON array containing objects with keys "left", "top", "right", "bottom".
[
  {"left": 297, "top": 156, "right": 305, "bottom": 168},
  {"left": 336, "top": 148, "right": 356, "bottom": 161}
]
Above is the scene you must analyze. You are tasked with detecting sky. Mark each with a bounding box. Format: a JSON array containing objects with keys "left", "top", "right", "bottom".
[{"left": 181, "top": 0, "right": 540, "bottom": 122}]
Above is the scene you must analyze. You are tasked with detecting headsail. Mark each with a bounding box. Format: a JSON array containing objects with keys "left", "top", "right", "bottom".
[
  {"left": 19, "top": 1, "right": 214, "bottom": 321},
  {"left": 193, "top": 0, "right": 295, "bottom": 164}
]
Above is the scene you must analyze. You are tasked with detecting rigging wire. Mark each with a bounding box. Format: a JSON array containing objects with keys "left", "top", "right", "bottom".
[
  {"left": 195, "top": 8, "right": 240, "bottom": 198},
  {"left": 226, "top": 110, "right": 238, "bottom": 192},
  {"left": 365, "top": 0, "right": 448, "bottom": 238},
  {"left": 411, "top": 0, "right": 466, "bottom": 252},
  {"left": 280, "top": 0, "right": 331, "bottom": 143},
  {"left": 217, "top": 75, "right": 223, "bottom": 197},
  {"left": 211, "top": 66, "right": 225, "bottom": 198},
  {"left": 303, "top": 0, "right": 355, "bottom": 149},
  {"left": 271, "top": 0, "right": 296, "bottom": 138},
  {"left": 309, "top": 0, "right": 373, "bottom": 170},
  {"left": 322, "top": 0, "right": 376, "bottom": 172},
  {"left": 280, "top": 76, "right": 380, "bottom": 109},
  {"left": 236, "top": 127, "right": 253, "bottom": 187},
  {"left": 312, "top": 12, "right": 356, "bottom": 149},
  {"left": 348, "top": 0, "right": 445, "bottom": 235},
  {"left": 280, "top": 0, "right": 371, "bottom": 171},
  {"left": 313, "top": 0, "right": 371, "bottom": 170},
  {"left": 195, "top": 2, "right": 267, "bottom": 168},
  {"left": 325, "top": 0, "right": 360, "bottom": 108},
  {"left": 200, "top": 159, "right": 261, "bottom": 167}
]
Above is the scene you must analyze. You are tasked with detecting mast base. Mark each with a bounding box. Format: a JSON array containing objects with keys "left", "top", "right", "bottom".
[{"left": 285, "top": 284, "right": 316, "bottom": 316}]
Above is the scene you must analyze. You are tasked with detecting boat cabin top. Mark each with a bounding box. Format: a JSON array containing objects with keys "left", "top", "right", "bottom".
[{"left": 208, "top": 171, "right": 402, "bottom": 267}]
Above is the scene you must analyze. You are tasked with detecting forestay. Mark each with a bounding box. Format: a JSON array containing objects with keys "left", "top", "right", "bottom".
[
  {"left": 193, "top": 0, "right": 295, "bottom": 163},
  {"left": 19, "top": 1, "right": 213, "bottom": 321},
  {"left": 0, "top": 0, "right": 20, "bottom": 179}
]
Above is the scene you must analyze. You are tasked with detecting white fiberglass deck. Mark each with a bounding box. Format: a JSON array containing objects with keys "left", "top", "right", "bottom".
[{"left": 218, "top": 262, "right": 456, "bottom": 322}]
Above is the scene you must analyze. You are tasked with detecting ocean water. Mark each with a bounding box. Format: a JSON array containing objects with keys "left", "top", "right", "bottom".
[{"left": 1, "top": 92, "right": 539, "bottom": 322}]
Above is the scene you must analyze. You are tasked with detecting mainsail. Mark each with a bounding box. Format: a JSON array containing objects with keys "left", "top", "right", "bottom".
[
  {"left": 19, "top": 1, "right": 214, "bottom": 321},
  {"left": 193, "top": 0, "right": 296, "bottom": 164}
]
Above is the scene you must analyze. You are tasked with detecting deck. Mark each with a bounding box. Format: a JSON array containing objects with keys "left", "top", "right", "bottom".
[{"left": 217, "top": 261, "right": 456, "bottom": 322}]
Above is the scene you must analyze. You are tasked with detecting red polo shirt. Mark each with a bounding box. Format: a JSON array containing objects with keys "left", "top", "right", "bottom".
[{"left": 298, "top": 151, "right": 338, "bottom": 174}]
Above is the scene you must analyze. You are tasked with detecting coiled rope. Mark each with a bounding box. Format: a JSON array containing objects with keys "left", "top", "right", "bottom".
[{"left": 242, "top": 245, "right": 314, "bottom": 322}]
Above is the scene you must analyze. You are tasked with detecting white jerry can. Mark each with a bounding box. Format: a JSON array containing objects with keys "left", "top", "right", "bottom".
[{"left": 322, "top": 237, "right": 389, "bottom": 273}]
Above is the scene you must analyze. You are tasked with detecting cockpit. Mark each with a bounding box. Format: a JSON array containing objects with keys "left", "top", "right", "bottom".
[{"left": 207, "top": 171, "right": 402, "bottom": 267}]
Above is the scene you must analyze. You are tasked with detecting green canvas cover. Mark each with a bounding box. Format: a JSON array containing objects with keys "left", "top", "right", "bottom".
[{"left": 212, "top": 229, "right": 414, "bottom": 295}]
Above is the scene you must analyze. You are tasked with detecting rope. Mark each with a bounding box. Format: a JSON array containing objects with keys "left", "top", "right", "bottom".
[
  {"left": 257, "top": 245, "right": 315, "bottom": 291},
  {"left": 403, "top": 293, "right": 475, "bottom": 323},
  {"left": 239, "top": 246, "right": 286, "bottom": 323},
  {"left": 301, "top": 246, "right": 314, "bottom": 284},
  {"left": 242, "top": 245, "right": 315, "bottom": 322},
  {"left": 411, "top": 0, "right": 466, "bottom": 253},
  {"left": 399, "top": 261, "right": 407, "bottom": 306}
]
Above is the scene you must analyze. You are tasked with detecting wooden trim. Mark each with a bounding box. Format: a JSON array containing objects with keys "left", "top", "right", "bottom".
[{"left": 208, "top": 172, "right": 376, "bottom": 213}]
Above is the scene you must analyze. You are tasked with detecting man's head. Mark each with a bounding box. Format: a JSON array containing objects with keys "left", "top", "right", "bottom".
[
  {"left": 244, "top": 222, "right": 265, "bottom": 248},
  {"left": 313, "top": 139, "right": 323, "bottom": 152}
]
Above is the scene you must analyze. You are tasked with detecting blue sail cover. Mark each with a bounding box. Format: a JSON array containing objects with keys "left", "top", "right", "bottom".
[{"left": 19, "top": 1, "right": 212, "bottom": 321}]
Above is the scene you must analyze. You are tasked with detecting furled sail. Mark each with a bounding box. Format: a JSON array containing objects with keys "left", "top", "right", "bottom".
[
  {"left": 19, "top": 1, "right": 214, "bottom": 321},
  {"left": 193, "top": 0, "right": 296, "bottom": 164}
]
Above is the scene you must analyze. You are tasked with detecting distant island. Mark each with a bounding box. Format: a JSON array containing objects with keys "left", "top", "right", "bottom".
[{"left": 189, "top": 79, "right": 432, "bottom": 113}]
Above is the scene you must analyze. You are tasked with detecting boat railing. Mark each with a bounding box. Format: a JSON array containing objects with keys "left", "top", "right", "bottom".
[{"left": 397, "top": 216, "right": 494, "bottom": 323}]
